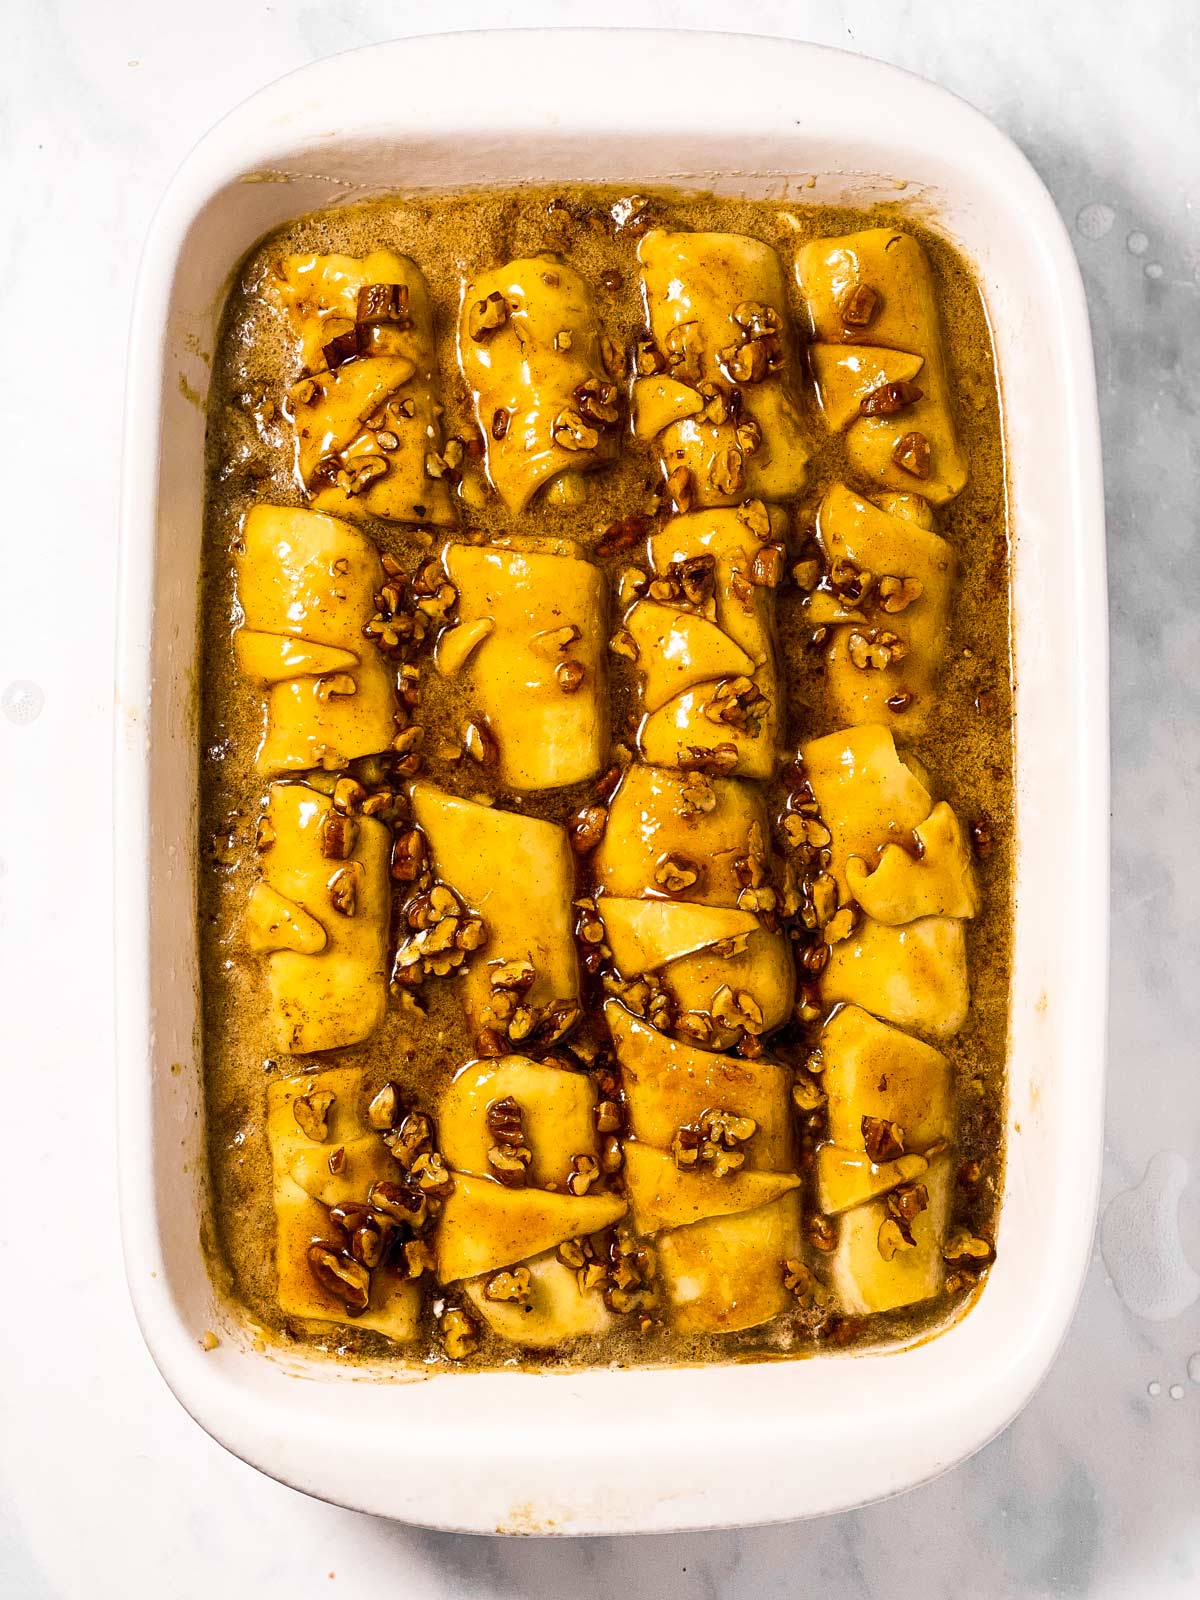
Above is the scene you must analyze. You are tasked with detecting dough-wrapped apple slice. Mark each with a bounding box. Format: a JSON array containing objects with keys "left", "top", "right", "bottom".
[
  {"left": 459, "top": 256, "right": 619, "bottom": 510},
  {"left": 411, "top": 784, "right": 579, "bottom": 1024},
  {"left": 268, "top": 1068, "right": 396, "bottom": 1209},
  {"left": 624, "top": 1141, "right": 800, "bottom": 1236},
  {"left": 625, "top": 600, "right": 755, "bottom": 712},
  {"left": 795, "top": 228, "right": 966, "bottom": 504},
  {"left": 604, "top": 1002, "right": 793, "bottom": 1168},
  {"left": 442, "top": 541, "right": 607, "bottom": 789},
  {"left": 463, "top": 1249, "right": 615, "bottom": 1348},
  {"left": 815, "top": 483, "right": 956, "bottom": 737},
  {"left": 593, "top": 764, "right": 771, "bottom": 908},
  {"left": 435, "top": 1174, "right": 626, "bottom": 1282},
  {"left": 640, "top": 506, "right": 784, "bottom": 779},
  {"left": 243, "top": 883, "right": 327, "bottom": 956},
  {"left": 597, "top": 899, "right": 760, "bottom": 976},
  {"left": 831, "top": 1155, "right": 953, "bottom": 1315},
  {"left": 640, "top": 681, "right": 777, "bottom": 783},
  {"left": 816, "top": 1147, "right": 930, "bottom": 1215},
  {"left": 649, "top": 504, "right": 788, "bottom": 668},
  {"left": 274, "top": 1178, "right": 421, "bottom": 1340},
  {"left": 252, "top": 784, "right": 390, "bottom": 1054},
  {"left": 659, "top": 926, "right": 794, "bottom": 1043},
  {"left": 820, "top": 1004, "right": 954, "bottom": 1152},
  {"left": 631, "top": 374, "right": 704, "bottom": 438},
  {"left": 276, "top": 250, "right": 455, "bottom": 526},
  {"left": 822, "top": 917, "right": 969, "bottom": 1041},
  {"left": 810, "top": 346, "right": 925, "bottom": 431},
  {"left": 267, "top": 1067, "right": 420, "bottom": 1340},
  {"left": 801, "top": 723, "right": 933, "bottom": 901},
  {"left": 234, "top": 633, "right": 360, "bottom": 685},
  {"left": 235, "top": 505, "right": 399, "bottom": 776},
  {"left": 639, "top": 228, "right": 809, "bottom": 505},
  {"left": 438, "top": 1056, "right": 599, "bottom": 1189},
  {"left": 658, "top": 1191, "right": 802, "bottom": 1335},
  {"left": 846, "top": 801, "right": 980, "bottom": 923}
]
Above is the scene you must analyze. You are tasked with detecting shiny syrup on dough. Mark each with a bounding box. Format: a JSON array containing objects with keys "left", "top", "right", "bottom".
[{"left": 199, "top": 188, "right": 1012, "bottom": 1369}]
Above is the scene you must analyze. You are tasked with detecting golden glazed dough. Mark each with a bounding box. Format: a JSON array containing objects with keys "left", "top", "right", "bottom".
[
  {"left": 796, "top": 228, "right": 967, "bottom": 504},
  {"left": 267, "top": 1067, "right": 420, "bottom": 1340},
  {"left": 459, "top": 256, "right": 620, "bottom": 510},
  {"left": 440, "top": 539, "right": 608, "bottom": 789},
  {"left": 234, "top": 505, "right": 399, "bottom": 777},
  {"left": 274, "top": 249, "right": 456, "bottom": 526},
  {"left": 410, "top": 784, "right": 580, "bottom": 1027},
  {"left": 248, "top": 783, "right": 390, "bottom": 1054},
  {"left": 639, "top": 228, "right": 810, "bottom": 506},
  {"left": 812, "top": 483, "right": 956, "bottom": 739}
]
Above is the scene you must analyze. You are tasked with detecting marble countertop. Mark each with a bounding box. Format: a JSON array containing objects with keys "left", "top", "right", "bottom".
[{"left": 2, "top": 2, "right": 1197, "bottom": 1595}]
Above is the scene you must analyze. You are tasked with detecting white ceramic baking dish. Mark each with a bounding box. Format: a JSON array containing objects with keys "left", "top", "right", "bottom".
[{"left": 115, "top": 29, "right": 1107, "bottom": 1534}]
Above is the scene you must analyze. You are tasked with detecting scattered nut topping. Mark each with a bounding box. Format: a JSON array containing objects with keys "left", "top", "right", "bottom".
[
  {"left": 672, "top": 1106, "right": 757, "bottom": 1176},
  {"left": 318, "top": 809, "right": 357, "bottom": 861},
  {"left": 491, "top": 407, "right": 510, "bottom": 440},
  {"left": 846, "top": 629, "right": 909, "bottom": 671},
  {"left": 862, "top": 1116, "right": 907, "bottom": 1163},
  {"left": 402, "top": 1239, "right": 436, "bottom": 1279},
  {"left": 439, "top": 1306, "right": 479, "bottom": 1359},
  {"left": 293, "top": 1090, "right": 335, "bottom": 1143},
  {"left": 575, "top": 377, "right": 619, "bottom": 426},
  {"left": 485, "top": 1095, "right": 532, "bottom": 1188},
  {"left": 678, "top": 743, "right": 739, "bottom": 777},
  {"left": 468, "top": 291, "right": 508, "bottom": 342},
  {"left": 791, "top": 1072, "right": 827, "bottom": 1115},
  {"left": 709, "top": 446, "right": 745, "bottom": 497},
  {"left": 568, "top": 802, "right": 608, "bottom": 854},
  {"left": 943, "top": 1228, "right": 993, "bottom": 1262},
  {"left": 705, "top": 675, "right": 766, "bottom": 733},
  {"left": 877, "top": 1217, "right": 913, "bottom": 1262},
  {"left": 824, "top": 907, "right": 856, "bottom": 943},
  {"left": 654, "top": 852, "right": 701, "bottom": 893},
  {"left": 367, "top": 1082, "right": 400, "bottom": 1131},
  {"left": 608, "top": 627, "right": 639, "bottom": 662},
  {"left": 678, "top": 770, "right": 717, "bottom": 818},
  {"left": 307, "top": 1243, "right": 370, "bottom": 1312},
  {"left": 254, "top": 816, "right": 276, "bottom": 852},
  {"left": 556, "top": 660, "right": 586, "bottom": 694},
  {"left": 634, "top": 336, "right": 667, "bottom": 376},
  {"left": 860, "top": 380, "right": 924, "bottom": 416},
  {"left": 970, "top": 817, "right": 994, "bottom": 858},
  {"left": 792, "top": 558, "right": 821, "bottom": 591},
  {"left": 877, "top": 575, "right": 924, "bottom": 613},
  {"left": 806, "top": 1213, "right": 837, "bottom": 1253},
  {"left": 665, "top": 464, "right": 693, "bottom": 512},
  {"left": 551, "top": 408, "right": 601, "bottom": 452},
  {"left": 596, "top": 513, "right": 651, "bottom": 558},
  {"left": 750, "top": 543, "right": 786, "bottom": 587},
  {"left": 566, "top": 1154, "right": 601, "bottom": 1196},
  {"left": 893, "top": 430, "right": 932, "bottom": 479},
  {"left": 391, "top": 827, "right": 427, "bottom": 884},
  {"left": 484, "top": 1267, "right": 533, "bottom": 1304},
  {"left": 782, "top": 1258, "right": 830, "bottom": 1308},
  {"left": 839, "top": 283, "right": 880, "bottom": 327}
]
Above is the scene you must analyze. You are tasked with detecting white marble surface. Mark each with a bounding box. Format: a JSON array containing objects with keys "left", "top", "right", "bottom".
[{"left": 2, "top": 1, "right": 1198, "bottom": 1595}]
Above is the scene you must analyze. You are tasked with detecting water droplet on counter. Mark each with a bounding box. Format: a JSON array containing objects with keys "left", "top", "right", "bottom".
[
  {"left": 1, "top": 680, "right": 44, "bottom": 725},
  {"left": 1189, "top": 1352, "right": 1200, "bottom": 1384},
  {"left": 1076, "top": 202, "right": 1115, "bottom": 239},
  {"left": 1169, "top": 1384, "right": 1185, "bottom": 1400},
  {"left": 1127, "top": 230, "right": 1150, "bottom": 256},
  {"left": 1148, "top": 1380, "right": 1162, "bottom": 1397},
  {"left": 1144, "top": 262, "right": 1164, "bottom": 280},
  {"left": 1100, "top": 1151, "right": 1200, "bottom": 1320}
]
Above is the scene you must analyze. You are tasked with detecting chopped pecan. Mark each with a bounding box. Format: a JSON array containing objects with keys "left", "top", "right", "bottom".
[
  {"left": 893, "top": 430, "right": 932, "bottom": 479},
  {"left": 839, "top": 283, "right": 880, "bottom": 327},
  {"left": 860, "top": 380, "right": 924, "bottom": 416}
]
